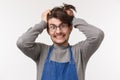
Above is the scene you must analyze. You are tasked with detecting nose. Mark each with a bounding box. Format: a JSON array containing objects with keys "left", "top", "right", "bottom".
[{"left": 55, "top": 27, "right": 62, "bottom": 33}]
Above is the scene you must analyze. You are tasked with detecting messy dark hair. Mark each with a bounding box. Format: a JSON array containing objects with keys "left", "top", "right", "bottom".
[{"left": 47, "top": 3, "right": 76, "bottom": 26}]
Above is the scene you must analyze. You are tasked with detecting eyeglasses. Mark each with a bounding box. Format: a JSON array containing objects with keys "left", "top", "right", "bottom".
[{"left": 48, "top": 23, "right": 68, "bottom": 32}]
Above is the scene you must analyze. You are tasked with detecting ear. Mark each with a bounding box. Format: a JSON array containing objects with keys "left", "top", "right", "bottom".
[
  {"left": 46, "top": 24, "right": 50, "bottom": 35},
  {"left": 46, "top": 28, "right": 50, "bottom": 35},
  {"left": 69, "top": 26, "right": 73, "bottom": 32}
]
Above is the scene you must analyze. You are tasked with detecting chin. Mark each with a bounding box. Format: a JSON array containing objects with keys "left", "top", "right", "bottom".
[
  {"left": 53, "top": 40, "right": 68, "bottom": 46},
  {"left": 55, "top": 41, "right": 65, "bottom": 44}
]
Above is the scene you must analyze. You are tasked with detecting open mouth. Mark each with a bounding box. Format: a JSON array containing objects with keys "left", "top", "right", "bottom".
[{"left": 55, "top": 35, "right": 65, "bottom": 39}]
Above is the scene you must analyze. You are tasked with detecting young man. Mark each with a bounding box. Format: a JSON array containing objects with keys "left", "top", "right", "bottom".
[{"left": 17, "top": 4, "right": 104, "bottom": 80}]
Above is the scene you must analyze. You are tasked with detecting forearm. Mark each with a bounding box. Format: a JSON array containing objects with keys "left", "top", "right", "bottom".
[
  {"left": 16, "top": 20, "right": 47, "bottom": 61},
  {"left": 72, "top": 17, "right": 104, "bottom": 44},
  {"left": 17, "top": 20, "right": 47, "bottom": 47}
]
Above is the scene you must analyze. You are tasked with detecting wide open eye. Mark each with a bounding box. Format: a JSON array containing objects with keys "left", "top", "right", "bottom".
[
  {"left": 49, "top": 25, "right": 57, "bottom": 31},
  {"left": 60, "top": 23, "right": 68, "bottom": 29}
]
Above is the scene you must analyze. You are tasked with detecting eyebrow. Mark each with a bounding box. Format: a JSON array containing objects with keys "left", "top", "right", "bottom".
[{"left": 49, "top": 23, "right": 64, "bottom": 26}]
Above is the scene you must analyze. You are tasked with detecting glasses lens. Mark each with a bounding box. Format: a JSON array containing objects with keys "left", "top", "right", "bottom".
[{"left": 49, "top": 23, "right": 68, "bottom": 31}]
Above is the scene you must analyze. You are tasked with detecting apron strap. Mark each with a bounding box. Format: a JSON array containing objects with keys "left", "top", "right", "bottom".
[
  {"left": 46, "top": 45, "right": 54, "bottom": 61},
  {"left": 69, "top": 46, "right": 75, "bottom": 63}
]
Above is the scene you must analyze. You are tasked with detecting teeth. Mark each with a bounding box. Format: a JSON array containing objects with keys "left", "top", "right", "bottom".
[{"left": 56, "top": 35, "right": 63, "bottom": 38}]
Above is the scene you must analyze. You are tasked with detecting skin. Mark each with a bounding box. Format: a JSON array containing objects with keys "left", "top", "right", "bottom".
[
  {"left": 41, "top": 9, "right": 73, "bottom": 46},
  {"left": 47, "top": 18, "right": 72, "bottom": 46}
]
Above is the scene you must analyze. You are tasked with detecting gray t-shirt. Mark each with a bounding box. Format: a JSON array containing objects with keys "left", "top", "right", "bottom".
[{"left": 17, "top": 17, "right": 104, "bottom": 80}]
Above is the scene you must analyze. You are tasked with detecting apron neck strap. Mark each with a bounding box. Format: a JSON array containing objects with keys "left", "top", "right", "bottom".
[
  {"left": 46, "top": 45, "right": 54, "bottom": 61},
  {"left": 69, "top": 46, "right": 75, "bottom": 63}
]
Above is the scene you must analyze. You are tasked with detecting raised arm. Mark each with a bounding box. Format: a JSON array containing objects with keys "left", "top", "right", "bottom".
[
  {"left": 16, "top": 10, "right": 49, "bottom": 62},
  {"left": 72, "top": 17, "right": 104, "bottom": 64}
]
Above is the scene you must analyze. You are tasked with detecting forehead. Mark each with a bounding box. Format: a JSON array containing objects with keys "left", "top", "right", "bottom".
[{"left": 48, "top": 18, "right": 62, "bottom": 25}]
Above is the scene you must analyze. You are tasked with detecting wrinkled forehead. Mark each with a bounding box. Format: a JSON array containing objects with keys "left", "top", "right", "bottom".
[{"left": 48, "top": 18, "right": 63, "bottom": 26}]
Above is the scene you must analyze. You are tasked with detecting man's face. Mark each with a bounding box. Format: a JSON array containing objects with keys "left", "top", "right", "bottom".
[{"left": 47, "top": 18, "right": 72, "bottom": 46}]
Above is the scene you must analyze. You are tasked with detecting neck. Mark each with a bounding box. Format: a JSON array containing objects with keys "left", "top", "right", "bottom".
[{"left": 54, "top": 42, "right": 69, "bottom": 47}]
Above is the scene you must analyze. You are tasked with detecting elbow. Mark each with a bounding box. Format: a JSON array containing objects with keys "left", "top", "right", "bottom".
[
  {"left": 16, "top": 37, "right": 34, "bottom": 49},
  {"left": 16, "top": 37, "right": 24, "bottom": 49},
  {"left": 95, "top": 29, "right": 105, "bottom": 43},
  {"left": 98, "top": 29, "right": 104, "bottom": 40}
]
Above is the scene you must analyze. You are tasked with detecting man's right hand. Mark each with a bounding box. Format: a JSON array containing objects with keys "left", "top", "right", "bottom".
[{"left": 41, "top": 10, "right": 51, "bottom": 23}]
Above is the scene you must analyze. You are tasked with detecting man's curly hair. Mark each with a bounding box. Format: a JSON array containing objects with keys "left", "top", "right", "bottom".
[{"left": 47, "top": 3, "right": 76, "bottom": 26}]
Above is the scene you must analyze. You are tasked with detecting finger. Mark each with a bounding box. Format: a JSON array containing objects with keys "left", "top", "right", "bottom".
[{"left": 66, "top": 10, "right": 74, "bottom": 16}]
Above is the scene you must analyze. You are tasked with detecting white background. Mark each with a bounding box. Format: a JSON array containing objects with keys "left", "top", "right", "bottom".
[{"left": 0, "top": 0, "right": 120, "bottom": 80}]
